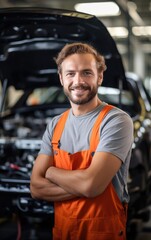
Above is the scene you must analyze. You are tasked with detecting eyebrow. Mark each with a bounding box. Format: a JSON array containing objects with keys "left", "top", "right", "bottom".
[{"left": 65, "top": 68, "right": 93, "bottom": 72}]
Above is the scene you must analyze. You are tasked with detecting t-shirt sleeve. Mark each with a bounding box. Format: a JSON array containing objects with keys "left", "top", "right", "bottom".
[
  {"left": 38, "top": 115, "right": 61, "bottom": 156},
  {"left": 96, "top": 111, "right": 134, "bottom": 163}
]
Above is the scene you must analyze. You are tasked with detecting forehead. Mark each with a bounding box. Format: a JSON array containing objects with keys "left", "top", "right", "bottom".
[{"left": 61, "top": 53, "right": 97, "bottom": 70}]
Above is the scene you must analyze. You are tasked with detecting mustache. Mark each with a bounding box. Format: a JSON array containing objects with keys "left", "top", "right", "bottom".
[{"left": 69, "top": 83, "right": 90, "bottom": 91}]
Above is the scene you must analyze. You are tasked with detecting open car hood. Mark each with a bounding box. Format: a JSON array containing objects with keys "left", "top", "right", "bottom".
[{"left": 0, "top": 7, "right": 127, "bottom": 90}]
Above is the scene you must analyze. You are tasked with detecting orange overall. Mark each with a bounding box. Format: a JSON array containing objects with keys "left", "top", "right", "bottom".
[{"left": 51, "top": 105, "right": 128, "bottom": 240}]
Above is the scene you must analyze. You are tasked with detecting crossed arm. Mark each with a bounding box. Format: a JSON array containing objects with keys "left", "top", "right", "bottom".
[
  {"left": 30, "top": 154, "right": 77, "bottom": 202},
  {"left": 30, "top": 152, "right": 122, "bottom": 201}
]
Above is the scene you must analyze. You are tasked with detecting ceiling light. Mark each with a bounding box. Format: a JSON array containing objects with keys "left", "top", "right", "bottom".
[
  {"left": 74, "top": 2, "right": 121, "bottom": 17},
  {"left": 132, "top": 26, "right": 151, "bottom": 36},
  {"left": 107, "top": 27, "right": 128, "bottom": 38},
  {"left": 127, "top": 1, "right": 144, "bottom": 25}
]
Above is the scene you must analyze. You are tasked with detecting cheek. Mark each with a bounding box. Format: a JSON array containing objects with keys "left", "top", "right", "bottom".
[
  {"left": 60, "top": 80, "right": 70, "bottom": 89},
  {"left": 61, "top": 76, "right": 72, "bottom": 87}
]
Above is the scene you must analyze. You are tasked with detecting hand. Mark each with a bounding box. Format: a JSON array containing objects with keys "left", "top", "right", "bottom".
[{"left": 45, "top": 166, "right": 54, "bottom": 180}]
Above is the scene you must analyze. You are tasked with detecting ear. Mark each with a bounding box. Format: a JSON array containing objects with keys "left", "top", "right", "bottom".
[
  {"left": 59, "top": 73, "right": 63, "bottom": 86},
  {"left": 98, "top": 73, "right": 103, "bottom": 85}
]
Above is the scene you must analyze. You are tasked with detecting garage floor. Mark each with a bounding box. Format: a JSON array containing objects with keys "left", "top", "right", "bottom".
[
  {"left": 0, "top": 210, "right": 151, "bottom": 240},
  {"left": 0, "top": 215, "right": 53, "bottom": 240}
]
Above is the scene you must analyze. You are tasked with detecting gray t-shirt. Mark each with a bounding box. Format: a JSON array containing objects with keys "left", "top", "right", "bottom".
[{"left": 39, "top": 102, "right": 133, "bottom": 203}]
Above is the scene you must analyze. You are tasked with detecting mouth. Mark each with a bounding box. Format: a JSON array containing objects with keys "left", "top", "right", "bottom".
[
  {"left": 70, "top": 86, "right": 90, "bottom": 96},
  {"left": 70, "top": 85, "right": 90, "bottom": 91}
]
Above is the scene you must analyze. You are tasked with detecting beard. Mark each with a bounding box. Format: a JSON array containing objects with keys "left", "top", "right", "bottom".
[{"left": 63, "top": 83, "right": 98, "bottom": 105}]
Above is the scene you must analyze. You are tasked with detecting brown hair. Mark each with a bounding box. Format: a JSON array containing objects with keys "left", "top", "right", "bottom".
[{"left": 55, "top": 42, "right": 107, "bottom": 73}]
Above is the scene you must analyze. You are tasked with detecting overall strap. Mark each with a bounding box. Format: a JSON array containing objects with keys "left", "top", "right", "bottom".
[
  {"left": 51, "top": 109, "right": 70, "bottom": 147},
  {"left": 90, "top": 105, "right": 114, "bottom": 151}
]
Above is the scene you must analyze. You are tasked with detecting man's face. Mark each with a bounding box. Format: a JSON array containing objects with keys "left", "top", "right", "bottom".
[{"left": 59, "top": 53, "right": 103, "bottom": 105}]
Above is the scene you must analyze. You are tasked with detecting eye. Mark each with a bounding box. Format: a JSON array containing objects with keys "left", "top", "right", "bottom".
[
  {"left": 83, "top": 71, "right": 93, "bottom": 76},
  {"left": 66, "top": 72, "right": 75, "bottom": 77}
]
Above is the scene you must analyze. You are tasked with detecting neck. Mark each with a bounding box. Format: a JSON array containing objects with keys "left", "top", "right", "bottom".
[{"left": 70, "top": 98, "right": 102, "bottom": 116}]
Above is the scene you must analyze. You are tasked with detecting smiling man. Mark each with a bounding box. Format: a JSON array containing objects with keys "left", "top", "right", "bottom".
[{"left": 30, "top": 42, "right": 133, "bottom": 240}]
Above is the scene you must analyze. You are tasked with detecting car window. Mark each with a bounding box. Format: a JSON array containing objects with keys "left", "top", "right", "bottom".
[
  {"left": 98, "top": 86, "right": 134, "bottom": 105},
  {"left": 2, "top": 85, "right": 137, "bottom": 117},
  {"left": 3, "top": 86, "right": 24, "bottom": 108},
  {"left": 26, "top": 86, "right": 135, "bottom": 107},
  {"left": 26, "top": 87, "right": 69, "bottom": 105}
]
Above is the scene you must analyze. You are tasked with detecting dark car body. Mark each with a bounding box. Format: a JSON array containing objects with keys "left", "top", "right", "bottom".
[
  {"left": 0, "top": 7, "right": 151, "bottom": 239},
  {"left": 126, "top": 72, "right": 151, "bottom": 169}
]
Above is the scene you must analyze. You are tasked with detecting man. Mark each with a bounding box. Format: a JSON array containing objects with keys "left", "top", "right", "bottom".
[{"left": 30, "top": 42, "right": 133, "bottom": 240}]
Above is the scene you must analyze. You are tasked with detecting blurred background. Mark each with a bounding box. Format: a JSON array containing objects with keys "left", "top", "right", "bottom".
[
  {"left": 0, "top": 1, "right": 151, "bottom": 240},
  {"left": 0, "top": 0, "right": 151, "bottom": 94}
]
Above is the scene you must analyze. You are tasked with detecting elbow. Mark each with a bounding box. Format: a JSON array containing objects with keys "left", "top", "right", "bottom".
[
  {"left": 83, "top": 188, "right": 99, "bottom": 198},
  {"left": 30, "top": 184, "right": 37, "bottom": 199},
  {"left": 82, "top": 182, "right": 104, "bottom": 198},
  {"left": 30, "top": 189, "right": 37, "bottom": 200},
  {"left": 30, "top": 183, "right": 41, "bottom": 200}
]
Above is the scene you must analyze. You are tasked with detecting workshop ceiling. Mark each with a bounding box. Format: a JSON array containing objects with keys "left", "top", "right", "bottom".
[
  {"left": 0, "top": 0, "right": 150, "bottom": 45},
  {"left": 134, "top": 0, "right": 150, "bottom": 24},
  {"left": 0, "top": 0, "right": 150, "bottom": 24}
]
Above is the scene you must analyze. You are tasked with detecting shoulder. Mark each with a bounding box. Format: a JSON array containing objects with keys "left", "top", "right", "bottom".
[
  {"left": 46, "top": 109, "right": 70, "bottom": 132},
  {"left": 106, "top": 105, "right": 133, "bottom": 123},
  {"left": 101, "top": 105, "right": 133, "bottom": 133}
]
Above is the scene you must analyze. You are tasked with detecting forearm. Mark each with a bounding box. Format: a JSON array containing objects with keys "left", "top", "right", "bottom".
[
  {"left": 30, "top": 176, "right": 77, "bottom": 202},
  {"left": 45, "top": 167, "right": 90, "bottom": 197},
  {"left": 30, "top": 154, "right": 78, "bottom": 202},
  {"left": 45, "top": 152, "right": 122, "bottom": 198}
]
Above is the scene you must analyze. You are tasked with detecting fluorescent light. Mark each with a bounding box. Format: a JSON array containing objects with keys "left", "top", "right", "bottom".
[
  {"left": 74, "top": 2, "right": 121, "bottom": 17},
  {"left": 127, "top": 2, "right": 144, "bottom": 25},
  {"left": 107, "top": 27, "right": 128, "bottom": 38},
  {"left": 132, "top": 26, "right": 151, "bottom": 36}
]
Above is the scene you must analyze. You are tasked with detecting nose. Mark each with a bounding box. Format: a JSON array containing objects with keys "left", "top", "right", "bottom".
[{"left": 74, "top": 73, "right": 83, "bottom": 84}]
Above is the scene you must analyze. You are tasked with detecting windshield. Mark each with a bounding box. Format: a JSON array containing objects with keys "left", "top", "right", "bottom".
[
  {"left": 98, "top": 86, "right": 134, "bottom": 106},
  {"left": 1, "top": 85, "right": 137, "bottom": 117}
]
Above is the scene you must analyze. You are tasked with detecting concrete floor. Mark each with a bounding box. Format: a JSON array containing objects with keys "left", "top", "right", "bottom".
[
  {"left": 1, "top": 209, "right": 151, "bottom": 240},
  {"left": 132, "top": 206, "right": 151, "bottom": 240}
]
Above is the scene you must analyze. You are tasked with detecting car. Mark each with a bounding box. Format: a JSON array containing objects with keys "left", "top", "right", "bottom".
[
  {"left": 0, "top": 7, "right": 151, "bottom": 239},
  {"left": 126, "top": 72, "right": 151, "bottom": 183},
  {"left": 126, "top": 72, "right": 151, "bottom": 169}
]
